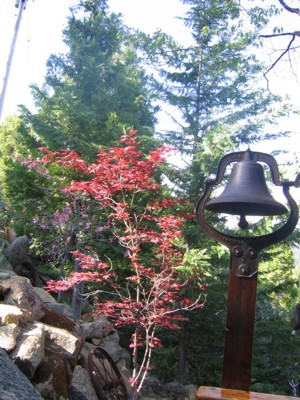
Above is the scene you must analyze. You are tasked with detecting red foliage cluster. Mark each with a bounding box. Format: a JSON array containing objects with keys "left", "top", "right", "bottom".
[{"left": 40, "top": 131, "right": 203, "bottom": 392}]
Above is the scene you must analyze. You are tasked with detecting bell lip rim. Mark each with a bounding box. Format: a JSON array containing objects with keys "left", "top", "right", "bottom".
[{"left": 205, "top": 201, "right": 288, "bottom": 216}]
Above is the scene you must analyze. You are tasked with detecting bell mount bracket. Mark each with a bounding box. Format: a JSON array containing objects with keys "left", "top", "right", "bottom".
[
  {"left": 196, "top": 150, "right": 299, "bottom": 391},
  {"left": 196, "top": 149, "right": 299, "bottom": 278}
]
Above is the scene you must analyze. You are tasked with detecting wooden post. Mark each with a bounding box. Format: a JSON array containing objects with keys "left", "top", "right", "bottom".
[{"left": 222, "top": 271, "right": 257, "bottom": 390}]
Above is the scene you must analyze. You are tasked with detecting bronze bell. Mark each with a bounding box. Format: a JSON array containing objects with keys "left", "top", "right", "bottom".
[{"left": 205, "top": 159, "right": 288, "bottom": 218}]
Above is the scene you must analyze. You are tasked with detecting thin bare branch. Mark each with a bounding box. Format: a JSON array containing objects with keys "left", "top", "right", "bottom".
[
  {"left": 263, "top": 34, "right": 296, "bottom": 83},
  {"left": 278, "top": 0, "right": 300, "bottom": 16},
  {"left": 260, "top": 32, "right": 300, "bottom": 38}
]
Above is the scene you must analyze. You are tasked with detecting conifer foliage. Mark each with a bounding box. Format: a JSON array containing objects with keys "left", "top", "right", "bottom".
[{"left": 20, "top": 0, "right": 156, "bottom": 157}]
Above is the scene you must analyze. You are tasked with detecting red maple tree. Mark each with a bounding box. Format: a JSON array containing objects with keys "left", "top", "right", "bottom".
[{"left": 40, "top": 131, "right": 204, "bottom": 396}]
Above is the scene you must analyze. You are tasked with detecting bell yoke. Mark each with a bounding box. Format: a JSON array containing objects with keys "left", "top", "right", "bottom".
[{"left": 196, "top": 148, "right": 299, "bottom": 391}]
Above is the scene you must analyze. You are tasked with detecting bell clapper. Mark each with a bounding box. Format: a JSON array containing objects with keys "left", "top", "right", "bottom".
[{"left": 238, "top": 214, "right": 249, "bottom": 229}]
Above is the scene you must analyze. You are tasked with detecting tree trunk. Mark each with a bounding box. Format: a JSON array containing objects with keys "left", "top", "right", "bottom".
[
  {"left": 72, "top": 260, "right": 83, "bottom": 321},
  {"left": 176, "top": 324, "right": 188, "bottom": 384}
]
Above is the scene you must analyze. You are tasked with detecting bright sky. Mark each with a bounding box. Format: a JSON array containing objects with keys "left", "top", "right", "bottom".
[
  {"left": 0, "top": 0, "right": 190, "bottom": 118},
  {"left": 0, "top": 1, "right": 299, "bottom": 110},
  {"left": 0, "top": 0, "right": 299, "bottom": 214},
  {"left": 0, "top": 1, "right": 299, "bottom": 164}
]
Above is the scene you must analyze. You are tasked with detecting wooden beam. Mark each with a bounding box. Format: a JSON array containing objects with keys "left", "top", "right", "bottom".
[
  {"left": 222, "top": 272, "right": 257, "bottom": 390},
  {"left": 196, "top": 386, "right": 296, "bottom": 400}
]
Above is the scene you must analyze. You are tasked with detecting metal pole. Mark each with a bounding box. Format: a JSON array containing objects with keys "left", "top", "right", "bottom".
[{"left": 0, "top": 1, "right": 27, "bottom": 120}]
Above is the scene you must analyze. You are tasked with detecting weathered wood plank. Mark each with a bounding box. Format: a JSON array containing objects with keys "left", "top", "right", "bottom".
[{"left": 195, "top": 386, "right": 295, "bottom": 400}]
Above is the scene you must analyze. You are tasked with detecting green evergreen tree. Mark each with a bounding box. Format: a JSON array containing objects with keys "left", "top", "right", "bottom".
[
  {"left": 0, "top": 1, "right": 298, "bottom": 393},
  {"left": 135, "top": 0, "right": 297, "bottom": 389},
  {"left": 137, "top": 0, "right": 287, "bottom": 201},
  {"left": 0, "top": 115, "right": 46, "bottom": 232},
  {"left": 19, "top": 0, "right": 156, "bottom": 158},
  {"left": 0, "top": 0, "right": 158, "bottom": 230}
]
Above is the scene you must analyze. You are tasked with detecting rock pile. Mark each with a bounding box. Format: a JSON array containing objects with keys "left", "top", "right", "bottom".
[
  {"left": 0, "top": 234, "right": 131, "bottom": 399},
  {"left": 0, "top": 233, "right": 196, "bottom": 400}
]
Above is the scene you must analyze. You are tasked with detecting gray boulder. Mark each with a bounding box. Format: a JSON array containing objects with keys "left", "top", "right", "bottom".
[
  {"left": 0, "top": 347, "right": 43, "bottom": 400},
  {"left": 11, "top": 323, "right": 45, "bottom": 379},
  {"left": 80, "top": 320, "right": 109, "bottom": 339},
  {"left": 0, "top": 255, "right": 15, "bottom": 273},
  {"left": 44, "top": 301, "right": 74, "bottom": 319},
  {"left": 69, "top": 365, "right": 98, "bottom": 400},
  {"left": 44, "top": 323, "right": 83, "bottom": 364},
  {"left": 1, "top": 276, "right": 46, "bottom": 320},
  {"left": 0, "top": 304, "right": 34, "bottom": 325},
  {"left": 5, "top": 236, "right": 30, "bottom": 268},
  {"left": 0, "top": 323, "right": 20, "bottom": 352}
]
